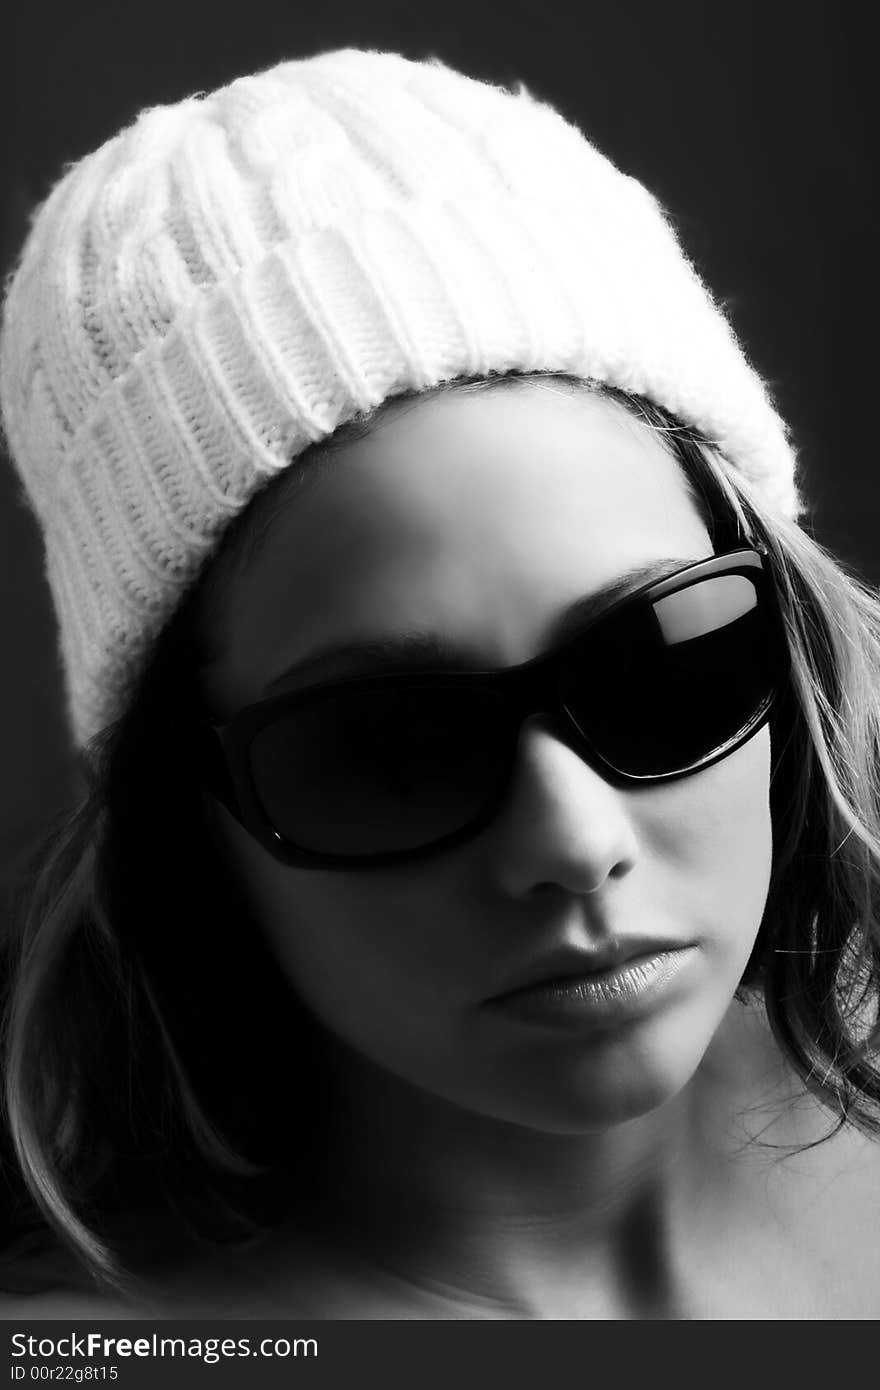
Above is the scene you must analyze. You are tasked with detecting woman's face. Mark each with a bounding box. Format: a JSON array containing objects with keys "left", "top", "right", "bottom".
[{"left": 203, "top": 384, "right": 773, "bottom": 1133}]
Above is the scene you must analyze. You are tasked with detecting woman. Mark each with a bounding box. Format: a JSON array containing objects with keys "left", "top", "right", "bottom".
[{"left": 1, "top": 49, "right": 878, "bottom": 1320}]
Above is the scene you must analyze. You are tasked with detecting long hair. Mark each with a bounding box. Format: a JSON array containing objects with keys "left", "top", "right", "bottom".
[{"left": 2, "top": 373, "right": 879, "bottom": 1295}]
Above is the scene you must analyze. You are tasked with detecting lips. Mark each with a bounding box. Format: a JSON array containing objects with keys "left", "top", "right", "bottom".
[
  {"left": 487, "top": 947, "right": 697, "bottom": 1028},
  {"left": 488, "top": 939, "right": 691, "bottom": 1003}
]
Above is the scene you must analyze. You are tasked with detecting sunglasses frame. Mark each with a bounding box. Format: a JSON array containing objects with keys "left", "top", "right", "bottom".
[{"left": 203, "top": 546, "right": 787, "bottom": 870}]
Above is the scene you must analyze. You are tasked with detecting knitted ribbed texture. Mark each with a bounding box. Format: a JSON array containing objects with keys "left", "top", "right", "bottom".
[{"left": 0, "top": 48, "right": 801, "bottom": 748}]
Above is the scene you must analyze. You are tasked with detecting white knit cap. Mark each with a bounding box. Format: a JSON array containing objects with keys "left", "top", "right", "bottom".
[{"left": 0, "top": 48, "right": 801, "bottom": 749}]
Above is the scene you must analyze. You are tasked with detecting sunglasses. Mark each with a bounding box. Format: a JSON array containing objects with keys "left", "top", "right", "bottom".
[{"left": 203, "top": 548, "right": 788, "bottom": 870}]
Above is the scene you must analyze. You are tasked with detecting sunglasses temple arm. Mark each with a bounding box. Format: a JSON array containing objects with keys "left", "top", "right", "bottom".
[{"left": 196, "top": 723, "right": 242, "bottom": 819}]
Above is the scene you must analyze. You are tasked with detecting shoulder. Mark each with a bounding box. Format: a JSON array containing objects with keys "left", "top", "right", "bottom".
[
  {"left": 693, "top": 1005, "right": 880, "bottom": 1316},
  {"left": 0, "top": 1289, "right": 140, "bottom": 1320},
  {"left": 139, "top": 1228, "right": 445, "bottom": 1319},
  {"left": 0, "top": 1241, "right": 141, "bottom": 1320},
  {"left": 727, "top": 1118, "right": 880, "bottom": 1318},
  {"left": 792, "top": 1124, "right": 880, "bottom": 1307}
]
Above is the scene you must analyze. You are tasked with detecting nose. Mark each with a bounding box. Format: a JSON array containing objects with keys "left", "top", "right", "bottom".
[{"left": 487, "top": 713, "right": 639, "bottom": 899}]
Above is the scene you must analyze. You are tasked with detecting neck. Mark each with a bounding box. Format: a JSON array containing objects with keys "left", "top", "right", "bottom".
[
  {"left": 292, "top": 1009, "right": 792, "bottom": 1318},
  {"left": 290, "top": 999, "right": 822, "bottom": 1318}
]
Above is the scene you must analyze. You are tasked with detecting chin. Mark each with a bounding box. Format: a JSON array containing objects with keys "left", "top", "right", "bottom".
[
  {"left": 468, "top": 1032, "right": 712, "bottom": 1137},
  {"left": 552, "top": 1067, "right": 700, "bottom": 1134}
]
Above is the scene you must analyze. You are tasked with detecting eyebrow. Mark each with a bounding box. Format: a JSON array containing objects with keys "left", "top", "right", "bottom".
[{"left": 261, "top": 555, "right": 699, "bottom": 697}]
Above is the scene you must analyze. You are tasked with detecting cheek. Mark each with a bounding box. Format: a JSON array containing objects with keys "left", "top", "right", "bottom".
[
  {"left": 211, "top": 805, "right": 457, "bottom": 1030},
  {"left": 647, "top": 726, "right": 773, "bottom": 947}
]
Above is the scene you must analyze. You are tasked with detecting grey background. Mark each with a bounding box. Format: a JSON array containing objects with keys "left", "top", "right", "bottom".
[{"left": 1, "top": 0, "right": 875, "bottom": 909}]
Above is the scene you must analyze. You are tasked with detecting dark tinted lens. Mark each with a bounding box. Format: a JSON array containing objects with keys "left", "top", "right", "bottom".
[
  {"left": 249, "top": 683, "right": 510, "bottom": 855},
  {"left": 561, "top": 573, "right": 779, "bottom": 776}
]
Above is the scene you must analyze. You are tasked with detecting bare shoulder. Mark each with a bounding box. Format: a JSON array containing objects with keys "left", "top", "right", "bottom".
[
  {"left": 709, "top": 1117, "right": 880, "bottom": 1318},
  {"left": 793, "top": 1124, "right": 880, "bottom": 1302},
  {"left": 684, "top": 1009, "right": 880, "bottom": 1316},
  {"left": 1, "top": 1222, "right": 437, "bottom": 1321},
  {"left": 0, "top": 1245, "right": 146, "bottom": 1320},
  {"left": 1, "top": 1290, "right": 139, "bottom": 1320},
  {"left": 142, "top": 1230, "right": 433, "bottom": 1319}
]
